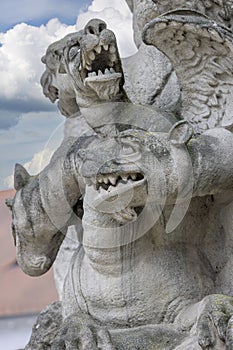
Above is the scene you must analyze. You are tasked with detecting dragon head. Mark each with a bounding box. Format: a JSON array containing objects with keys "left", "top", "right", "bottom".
[
  {"left": 41, "top": 19, "right": 126, "bottom": 112},
  {"left": 76, "top": 121, "right": 193, "bottom": 224}
]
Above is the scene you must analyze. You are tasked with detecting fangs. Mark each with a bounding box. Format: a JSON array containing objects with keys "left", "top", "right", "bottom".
[
  {"left": 81, "top": 43, "right": 120, "bottom": 81},
  {"left": 84, "top": 173, "right": 144, "bottom": 190},
  {"left": 94, "top": 45, "right": 102, "bottom": 54},
  {"left": 87, "top": 69, "right": 118, "bottom": 78}
]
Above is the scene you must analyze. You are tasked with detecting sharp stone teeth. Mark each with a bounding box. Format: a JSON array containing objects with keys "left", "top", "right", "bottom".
[
  {"left": 98, "top": 70, "right": 103, "bottom": 75},
  {"left": 104, "top": 68, "right": 110, "bottom": 74},
  {"left": 110, "top": 68, "right": 115, "bottom": 73},
  {"left": 110, "top": 54, "right": 117, "bottom": 63},
  {"left": 103, "top": 44, "right": 109, "bottom": 51},
  {"left": 109, "top": 175, "right": 117, "bottom": 185},
  {"left": 97, "top": 176, "right": 103, "bottom": 183},
  {"left": 89, "top": 51, "right": 95, "bottom": 61},
  {"left": 131, "top": 174, "right": 137, "bottom": 180},
  {"left": 86, "top": 65, "right": 92, "bottom": 71},
  {"left": 95, "top": 46, "right": 102, "bottom": 54},
  {"left": 83, "top": 55, "right": 91, "bottom": 66},
  {"left": 110, "top": 45, "right": 116, "bottom": 53},
  {"left": 103, "top": 176, "right": 109, "bottom": 184},
  {"left": 86, "top": 57, "right": 92, "bottom": 66},
  {"left": 121, "top": 175, "right": 128, "bottom": 182},
  {"left": 88, "top": 72, "right": 96, "bottom": 77}
]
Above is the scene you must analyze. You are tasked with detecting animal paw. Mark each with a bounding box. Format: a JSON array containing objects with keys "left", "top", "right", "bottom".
[
  {"left": 196, "top": 294, "right": 233, "bottom": 350},
  {"left": 52, "top": 311, "right": 115, "bottom": 350}
]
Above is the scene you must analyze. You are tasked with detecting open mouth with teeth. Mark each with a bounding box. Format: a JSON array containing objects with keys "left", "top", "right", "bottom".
[
  {"left": 84, "top": 172, "right": 147, "bottom": 223},
  {"left": 81, "top": 43, "right": 123, "bottom": 99}
]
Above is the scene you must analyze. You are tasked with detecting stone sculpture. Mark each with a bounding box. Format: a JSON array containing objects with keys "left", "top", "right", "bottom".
[{"left": 7, "top": 1, "right": 233, "bottom": 349}]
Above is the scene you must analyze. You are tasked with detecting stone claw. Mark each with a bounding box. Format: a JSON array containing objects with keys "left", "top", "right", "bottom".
[
  {"left": 197, "top": 294, "right": 233, "bottom": 349},
  {"left": 52, "top": 312, "right": 115, "bottom": 350}
]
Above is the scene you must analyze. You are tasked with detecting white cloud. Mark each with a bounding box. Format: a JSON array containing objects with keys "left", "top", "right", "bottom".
[
  {"left": 4, "top": 147, "right": 55, "bottom": 189},
  {"left": 0, "top": 110, "right": 64, "bottom": 189},
  {"left": 0, "top": 19, "right": 76, "bottom": 104},
  {"left": 0, "top": 0, "right": 137, "bottom": 189},
  {"left": 0, "top": 0, "right": 135, "bottom": 109}
]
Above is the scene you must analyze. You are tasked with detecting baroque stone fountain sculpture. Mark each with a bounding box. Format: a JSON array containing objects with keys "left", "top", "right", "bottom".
[{"left": 7, "top": 0, "right": 233, "bottom": 349}]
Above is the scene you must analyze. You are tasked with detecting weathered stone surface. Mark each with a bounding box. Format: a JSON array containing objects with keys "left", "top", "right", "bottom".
[
  {"left": 126, "top": 0, "right": 233, "bottom": 47},
  {"left": 40, "top": 18, "right": 180, "bottom": 119},
  {"left": 122, "top": 43, "right": 180, "bottom": 112},
  {"left": 7, "top": 1, "right": 233, "bottom": 349},
  {"left": 143, "top": 9, "right": 233, "bottom": 134},
  {"left": 24, "top": 302, "right": 62, "bottom": 350}
]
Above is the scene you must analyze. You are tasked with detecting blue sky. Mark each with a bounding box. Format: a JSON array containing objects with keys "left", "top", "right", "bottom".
[
  {"left": 0, "top": 0, "right": 90, "bottom": 32},
  {"left": 0, "top": 0, "right": 135, "bottom": 189}
]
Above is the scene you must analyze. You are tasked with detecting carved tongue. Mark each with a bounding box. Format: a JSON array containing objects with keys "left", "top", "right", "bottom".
[{"left": 84, "top": 72, "right": 122, "bottom": 99}]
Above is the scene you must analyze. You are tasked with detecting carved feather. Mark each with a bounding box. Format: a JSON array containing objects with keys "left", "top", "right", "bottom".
[{"left": 143, "top": 9, "right": 233, "bottom": 134}]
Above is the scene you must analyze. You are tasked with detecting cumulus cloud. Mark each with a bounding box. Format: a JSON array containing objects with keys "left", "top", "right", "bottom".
[
  {"left": 0, "top": 111, "right": 64, "bottom": 189},
  {"left": 0, "top": 0, "right": 135, "bottom": 130},
  {"left": 4, "top": 147, "right": 55, "bottom": 189},
  {"left": 0, "top": 0, "right": 136, "bottom": 189},
  {"left": 0, "top": 19, "right": 76, "bottom": 113}
]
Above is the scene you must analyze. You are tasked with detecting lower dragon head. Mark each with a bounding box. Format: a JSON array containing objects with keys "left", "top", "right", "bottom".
[{"left": 76, "top": 121, "right": 193, "bottom": 225}]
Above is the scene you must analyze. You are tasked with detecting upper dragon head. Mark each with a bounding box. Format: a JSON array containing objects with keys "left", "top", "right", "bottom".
[{"left": 41, "top": 19, "right": 127, "bottom": 114}]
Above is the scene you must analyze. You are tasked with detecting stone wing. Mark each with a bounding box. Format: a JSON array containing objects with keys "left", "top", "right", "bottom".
[{"left": 143, "top": 9, "right": 233, "bottom": 134}]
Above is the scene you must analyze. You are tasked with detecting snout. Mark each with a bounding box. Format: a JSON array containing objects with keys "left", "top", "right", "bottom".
[
  {"left": 17, "top": 252, "right": 52, "bottom": 277},
  {"left": 84, "top": 18, "right": 107, "bottom": 36}
]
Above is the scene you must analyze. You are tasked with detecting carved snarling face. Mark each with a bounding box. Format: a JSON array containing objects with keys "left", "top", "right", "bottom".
[
  {"left": 76, "top": 121, "right": 193, "bottom": 224},
  {"left": 41, "top": 19, "right": 125, "bottom": 110},
  {"left": 10, "top": 165, "right": 64, "bottom": 276},
  {"left": 77, "top": 134, "right": 147, "bottom": 223},
  {"left": 65, "top": 19, "right": 124, "bottom": 106}
]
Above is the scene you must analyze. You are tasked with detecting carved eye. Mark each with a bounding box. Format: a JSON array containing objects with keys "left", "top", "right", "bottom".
[
  {"left": 117, "top": 139, "right": 141, "bottom": 163},
  {"left": 122, "top": 144, "right": 135, "bottom": 155},
  {"left": 77, "top": 148, "right": 86, "bottom": 160},
  {"left": 148, "top": 138, "right": 168, "bottom": 157},
  {"left": 69, "top": 45, "right": 80, "bottom": 61}
]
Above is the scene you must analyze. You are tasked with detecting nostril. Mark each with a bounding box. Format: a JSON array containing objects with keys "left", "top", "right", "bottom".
[
  {"left": 87, "top": 26, "right": 95, "bottom": 35},
  {"left": 99, "top": 23, "right": 106, "bottom": 32},
  {"left": 85, "top": 20, "right": 107, "bottom": 35}
]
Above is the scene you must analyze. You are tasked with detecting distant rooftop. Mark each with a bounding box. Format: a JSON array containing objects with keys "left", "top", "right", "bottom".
[{"left": 0, "top": 189, "right": 58, "bottom": 316}]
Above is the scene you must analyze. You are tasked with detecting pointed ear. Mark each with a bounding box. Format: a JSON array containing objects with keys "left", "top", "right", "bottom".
[
  {"left": 41, "top": 55, "right": 46, "bottom": 64},
  {"left": 14, "top": 164, "right": 30, "bottom": 190},
  {"left": 168, "top": 121, "right": 193, "bottom": 145}
]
